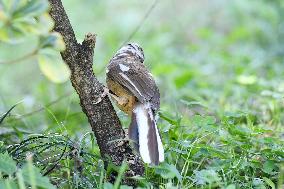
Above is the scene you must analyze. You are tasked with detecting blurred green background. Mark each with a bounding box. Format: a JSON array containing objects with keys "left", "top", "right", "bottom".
[
  {"left": 1, "top": 0, "right": 284, "bottom": 188},
  {"left": 1, "top": 0, "right": 283, "bottom": 135}
]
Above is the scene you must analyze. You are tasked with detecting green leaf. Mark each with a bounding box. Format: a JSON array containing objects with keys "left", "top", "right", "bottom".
[
  {"left": 36, "top": 13, "right": 54, "bottom": 33},
  {"left": 155, "top": 163, "right": 182, "bottom": 181},
  {"left": 0, "top": 141, "right": 5, "bottom": 153},
  {"left": 21, "top": 163, "right": 55, "bottom": 189},
  {"left": 192, "top": 115, "right": 216, "bottom": 128},
  {"left": 0, "top": 179, "right": 18, "bottom": 189},
  {"left": 174, "top": 71, "right": 194, "bottom": 88},
  {"left": 226, "top": 184, "right": 236, "bottom": 189},
  {"left": 0, "top": 180, "right": 4, "bottom": 189},
  {"left": 113, "top": 162, "right": 128, "bottom": 189},
  {"left": 103, "top": 182, "right": 114, "bottom": 189},
  {"left": 159, "top": 112, "right": 180, "bottom": 126},
  {"left": 16, "top": 170, "right": 26, "bottom": 189},
  {"left": 38, "top": 49, "right": 70, "bottom": 83},
  {"left": 180, "top": 99, "right": 207, "bottom": 108},
  {"left": 263, "top": 160, "right": 276, "bottom": 174},
  {"left": 13, "top": 0, "right": 49, "bottom": 18},
  {"left": 273, "top": 150, "right": 284, "bottom": 158},
  {"left": 39, "top": 32, "right": 65, "bottom": 51},
  {"left": 0, "top": 0, "right": 21, "bottom": 13},
  {"left": 120, "top": 185, "right": 133, "bottom": 189},
  {"left": 194, "top": 169, "right": 221, "bottom": 185},
  {"left": 0, "top": 152, "right": 17, "bottom": 175},
  {"left": 262, "top": 177, "right": 275, "bottom": 189},
  {"left": 0, "top": 28, "right": 9, "bottom": 41},
  {"left": 229, "top": 125, "right": 251, "bottom": 137}
]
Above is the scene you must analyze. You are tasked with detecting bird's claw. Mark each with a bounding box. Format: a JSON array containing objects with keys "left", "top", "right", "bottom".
[
  {"left": 118, "top": 97, "right": 128, "bottom": 106},
  {"left": 93, "top": 87, "right": 109, "bottom": 104}
]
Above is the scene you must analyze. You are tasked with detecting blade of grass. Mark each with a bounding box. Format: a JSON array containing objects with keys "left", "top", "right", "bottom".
[{"left": 113, "top": 162, "right": 128, "bottom": 189}]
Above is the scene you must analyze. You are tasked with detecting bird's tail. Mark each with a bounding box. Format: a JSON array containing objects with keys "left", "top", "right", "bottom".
[{"left": 128, "top": 102, "right": 164, "bottom": 165}]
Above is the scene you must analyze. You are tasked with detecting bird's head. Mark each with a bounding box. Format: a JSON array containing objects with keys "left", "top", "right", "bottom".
[{"left": 114, "top": 43, "right": 145, "bottom": 63}]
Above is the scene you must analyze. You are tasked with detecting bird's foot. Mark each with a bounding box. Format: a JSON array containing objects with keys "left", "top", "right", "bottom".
[
  {"left": 93, "top": 87, "right": 109, "bottom": 104},
  {"left": 93, "top": 87, "right": 128, "bottom": 106},
  {"left": 118, "top": 96, "right": 128, "bottom": 106},
  {"left": 109, "top": 93, "right": 128, "bottom": 106}
]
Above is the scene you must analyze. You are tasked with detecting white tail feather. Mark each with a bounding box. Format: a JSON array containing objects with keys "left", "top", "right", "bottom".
[
  {"left": 133, "top": 103, "right": 151, "bottom": 163},
  {"left": 133, "top": 103, "right": 164, "bottom": 164},
  {"left": 154, "top": 120, "right": 164, "bottom": 162}
]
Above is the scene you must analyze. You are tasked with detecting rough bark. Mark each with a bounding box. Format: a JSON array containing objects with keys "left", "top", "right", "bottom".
[{"left": 48, "top": 0, "right": 144, "bottom": 185}]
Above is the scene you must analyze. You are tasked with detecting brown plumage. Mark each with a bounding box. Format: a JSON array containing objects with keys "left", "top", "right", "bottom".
[
  {"left": 107, "top": 56, "right": 160, "bottom": 113},
  {"left": 106, "top": 43, "right": 164, "bottom": 165}
]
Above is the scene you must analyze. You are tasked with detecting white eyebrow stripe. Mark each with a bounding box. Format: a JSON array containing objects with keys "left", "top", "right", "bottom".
[
  {"left": 119, "top": 64, "right": 130, "bottom": 72},
  {"left": 119, "top": 72, "right": 143, "bottom": 96}
]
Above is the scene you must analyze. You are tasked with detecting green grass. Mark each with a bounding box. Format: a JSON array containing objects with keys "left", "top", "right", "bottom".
[{"left": 1, "top": 0, "right": 284, "bottom": 188}]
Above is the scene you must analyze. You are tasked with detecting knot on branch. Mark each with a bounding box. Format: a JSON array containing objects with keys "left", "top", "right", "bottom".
[{"left": 82, "top": 33, "right": 97, "bottom": 49}]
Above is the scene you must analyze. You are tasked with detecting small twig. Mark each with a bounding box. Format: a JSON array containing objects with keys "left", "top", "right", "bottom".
[
  {"left": 121, "top": 0, "right": 159, "bottom": 46},
  {"left": 82, "top": 33, "right": 97, "bottom": 49},
  {"left": 11, "top": 91, "right": 73, "bottom": 120},
  {"left": 43, "top": 145, "right": 68, "bottom": 176},
  {"left": 0, "top": 100, "right": 23, "bottom": 124}
]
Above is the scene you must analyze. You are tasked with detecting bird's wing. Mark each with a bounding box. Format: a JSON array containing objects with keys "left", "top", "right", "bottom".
[{"left": 107, "top": 58, "right": 160, "bottom": 111}]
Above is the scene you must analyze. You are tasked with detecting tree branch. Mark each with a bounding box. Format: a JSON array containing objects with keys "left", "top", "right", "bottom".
[{"left": 48, "top": 0, "right": 144, "bottom": 185}]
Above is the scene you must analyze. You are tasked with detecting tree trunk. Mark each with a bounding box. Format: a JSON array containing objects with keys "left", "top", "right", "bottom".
[{"left": 48, "top": 0, "right": 144, "bottom": 186}]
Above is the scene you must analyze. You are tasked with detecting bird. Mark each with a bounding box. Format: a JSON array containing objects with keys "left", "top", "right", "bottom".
[{"left": 106, "top": 43, "right": 164, "bottom": 165}]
